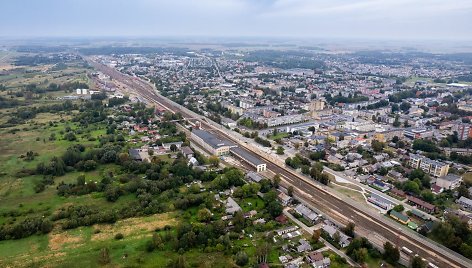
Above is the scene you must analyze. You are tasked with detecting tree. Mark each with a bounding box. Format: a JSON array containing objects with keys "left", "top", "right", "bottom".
[
  {"left": 333, "top": 231, "right": 341, "bottom": 245},
  {"left": 83, "top": 160, "right": 97, "bottom": 171},
  {"left": 64, "top": 132, "right": 77, "bottom": 141},
  {"left": 411, "top": 255, "right": 426, "bottom": 268},
  {"left": 383, "top": 242, "right": 400, "bottom": 264},
  {"left": 75, "top": 175, "right": 86, "bottom": 186},
  {"left": 273, "top": 174, "right": 281, "bottom": 188},
  {"left": 393, "top": 115, "right": 401, "bottom": 127},
  {"left": 400, "top": 101, "right": 411, "bottom": 113},
  {"left": 235, "top": 251, "right": 249, "bottom": 266},
  {"left": 312, "top": 229, "right": 321, "bottom": 243},
  {"left": 352, "top": 248, "right": 368, "bottom": 263},
  {"left": 98, "top": 248, "right": 111, "bottom": 265},
  {"left": 168, "top": 255, "right": 188, "bottom": 268},
  {"left": 343, "top": 222, "right": 355, "bottom": 237},
  {"left": 420, "top": 190, "right": 434, "bottom": 203},
  {"left": 393, "top": 204, "right": 404, "bottom": 212},
  {"left": 391, "top": 103, "right": 399, "bottom": 113},
  {"left": 276, "top": 146, "right": 284, "bottom": 155},
  {"left": 319, "top": 173, "right": 330, "bottom": 185},
  {"left": 266, "top": 200, "right": 283, "bottom": 217},
  {"left": 170, "top": 144, "right": 178, "bottom": 152},
  {"left": 287, "top": 186, "right": 294, "bottom": 197},
  {"left": 403, "top": 180, "right": 420, "bottom": 195},
  {"left": 197, "top": 208, "right": 212, "bottom": 222},
  {"left": 371, "top": 140, "right": 384, "bottom": 152},
  {"left": 208, "top": 156, "right": 220, "bottom": 168},
  {"left": 105, "top": 185, "right": 121, "bottom": 202}
]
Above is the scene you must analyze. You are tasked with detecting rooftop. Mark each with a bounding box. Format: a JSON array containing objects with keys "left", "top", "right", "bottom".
[
  {"left": 230, "top": 147, "right": 265, "bottom": 166},
  {"left": 192, "top": 129, "right": 233, "bottom": 149}
]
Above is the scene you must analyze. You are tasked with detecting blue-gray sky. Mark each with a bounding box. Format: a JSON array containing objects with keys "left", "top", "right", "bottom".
[{"left": 1, "top": 0, "right": 471, "bottom": 40}]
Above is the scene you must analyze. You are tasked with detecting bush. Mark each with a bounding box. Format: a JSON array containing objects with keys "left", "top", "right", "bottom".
[
  {"left": 235, "top": 251, "right": 249, "bottom": 266},
  {"left": 98, "top": 248, "right": 111, "bottom": 265},
  {"left": 114, "top": 233, "right": 124, "bottom": 240}
]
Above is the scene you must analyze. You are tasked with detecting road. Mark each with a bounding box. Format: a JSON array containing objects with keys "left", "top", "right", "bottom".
[{"left": 87, "top": 58, "right": 472, "bottom": 268}]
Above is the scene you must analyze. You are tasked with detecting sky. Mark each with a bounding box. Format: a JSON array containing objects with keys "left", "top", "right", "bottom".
[{"left": 1, "top": 0, "right": 472, "bottom": 40}]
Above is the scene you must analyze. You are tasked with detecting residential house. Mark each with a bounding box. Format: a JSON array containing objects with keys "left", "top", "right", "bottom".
[
  {"left": 390, "top": 188, "right": 407, "bottom": 199},
  {"left": 276, "top": 226, "right": 298, "bottom": 236},
  {"left": 278, "top": 191, "right": 293, "bottom": 206},
  {"left": 306, "top": 252, "right": 331, "bottom": 268},
  {"left": 180, "top": 146, "right": 194, "bottom": 159},
  {"left": 457, "top": 196, "right": 472, "bottom": 211},
  {"left": 162, "top": 141, "right": 183, "bottom": 151},
  {"left": 247, "top": 172, "right": 263, "bottom": 183},
  {"left": 297, "top": 239, "right": 312, "bottom": 253},
  {"left": 389, "top": 210, "right": 410, "bottom": 224},
  {"left": 407, "top": 196, "right": 436, "bottom": 213},
  {"left": 294, "top": 204, "right": 320, "bottom": 224},
  {"left": 225, "top": 197, "right": 242, "bottom": 215},
  {"left": 322, "top": 224, "right": 351, "bottom": 248}
]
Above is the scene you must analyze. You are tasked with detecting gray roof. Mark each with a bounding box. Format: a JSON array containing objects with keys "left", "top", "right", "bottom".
[
  {"left": 458, "top": 196, "right": 472, "bottom": 207},
  {"left": 439, "top": 174, "right": 461, "bottom": 182},
  {"left": 247, "top": 172, "right": 263, "bottom": 182},
  {"left": 225, "top": 197, "right": 242, "bottom": 214},
  {"left": 192, "top": 129, "right": 233, "bottom": 149},
  {"left": 295, "top": 204, "right": 318, "bottom": 221},
  {"left": 370, "top": 193, "right": 395, "bottom": 205},
  {"left": 181, "top": 146, "right": 194, "bottom": 155},
  {"left": 128, "top": 149, "right": 142, "bottom": 160},
  {"left": 230, "top": 147, "right": 265, "bottom": 166}
]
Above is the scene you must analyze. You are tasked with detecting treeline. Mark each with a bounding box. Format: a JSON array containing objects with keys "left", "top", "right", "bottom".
[
  {"left": 79, "top": 47, "right": 190, "bottom": 56},
  {"left": 430, "top": 215, "right": 472, "bottom": 259},
  {"left": 388, "top": 89, "right": 417, "bottom": 103},
  {"left": 14, "top": 54, "right": 80, "bottom": 66},
  {"left": 238, "top": 117, "right": 267, "bottom": 129},
  {"left": 285, "top": 155, "right": 329, "bottom": 185},
  {"left": 254, "top": 136, "right": 271, "bottom": 147},
  {"left": 0, "top": 96, "right": 23, "bottom": 109},
  {"left": 3, "top": 101, "right": 77, "bottom": 127},
  {"left": 325, "top": 92, "right": 369, "bottom": 105},
  {"left": 366, "top": 99, "right": 389, "bottom": 110},
  {"left": 0, "top": 216, "right": 53, "bottom": 240}
]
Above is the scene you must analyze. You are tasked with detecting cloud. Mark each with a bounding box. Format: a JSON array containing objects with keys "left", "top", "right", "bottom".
[{"left": 0, "top": 0, "right": 470, "bottom": 40}]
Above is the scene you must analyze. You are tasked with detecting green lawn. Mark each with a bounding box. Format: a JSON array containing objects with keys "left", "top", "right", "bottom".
[
  {"left": 268, "top": 132, "right": 289, "bottom": 140},
  {"left": 240, "top": 196, "right": 265, "bottom": 212}
]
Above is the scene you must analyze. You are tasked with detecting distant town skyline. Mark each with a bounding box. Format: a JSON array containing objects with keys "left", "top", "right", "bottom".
[{"left": 1, "top": 0, "right": 472, "bottom": 41}]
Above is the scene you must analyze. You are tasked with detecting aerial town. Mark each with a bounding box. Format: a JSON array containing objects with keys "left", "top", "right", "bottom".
[{"left": 1, "top": 1, "right": 472, "bottom": 268}]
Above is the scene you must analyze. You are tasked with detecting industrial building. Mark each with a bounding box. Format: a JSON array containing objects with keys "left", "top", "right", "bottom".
[
  {"left": 230, "top": 147, "right": 267, "bottom": 172},
  {"left": 191, "top": 129, "right": 233, "bottom": 156}
]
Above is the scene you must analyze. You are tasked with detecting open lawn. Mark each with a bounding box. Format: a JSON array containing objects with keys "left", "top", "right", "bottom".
[
  {"left": 330, "top": 184, "right": 367, "bottom": 204},
  {"left": 0, "top": 212, "right": 179, "bottom": 268},
  {"left": 240, "top": 196, "right": 265, "bottom": 212},
  {"left": 268, "top": 132, "right": 289, "bottom": 140}
]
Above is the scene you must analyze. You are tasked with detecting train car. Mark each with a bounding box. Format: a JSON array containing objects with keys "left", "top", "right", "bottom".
[{"left": 401, "top": 246, "right": 413, "bottom": 256}]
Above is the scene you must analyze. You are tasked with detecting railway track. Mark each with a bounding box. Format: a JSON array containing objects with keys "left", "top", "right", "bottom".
[{"left": 88, "top": 59, "right": 472, "bottom": 268}]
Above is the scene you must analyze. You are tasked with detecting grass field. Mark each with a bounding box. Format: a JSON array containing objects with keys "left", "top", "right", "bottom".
[
  {"left": 0, "top": 213, "right": 180, "bottom": 267},
  {"left": 268, "top": 132, "right": 289, "bottom": 140}
]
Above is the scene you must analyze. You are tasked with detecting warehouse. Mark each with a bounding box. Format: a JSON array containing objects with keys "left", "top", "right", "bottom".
[
  {"left": 191, "top": 129, "right": 233, "bottom": 156},
  {"left": 230, "top": 147, "right": 267, "bottom": 172}
]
